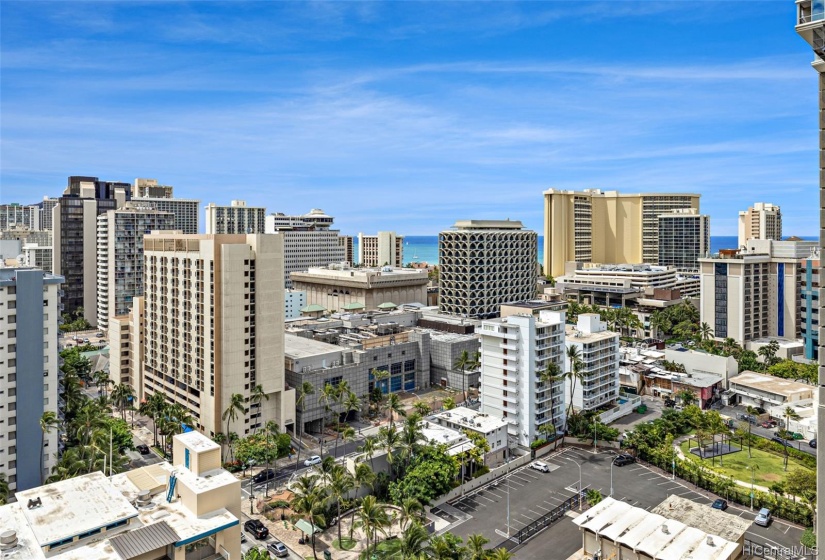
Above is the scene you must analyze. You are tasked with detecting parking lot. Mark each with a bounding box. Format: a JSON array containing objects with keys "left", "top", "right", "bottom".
[{"left": 440, "top": 447, "right": 814, "bottom": 560}]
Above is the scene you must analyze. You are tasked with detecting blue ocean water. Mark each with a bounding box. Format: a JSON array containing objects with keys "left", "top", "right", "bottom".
[{"left": 353, "top": 235, "right": 818, "bottom": 266}]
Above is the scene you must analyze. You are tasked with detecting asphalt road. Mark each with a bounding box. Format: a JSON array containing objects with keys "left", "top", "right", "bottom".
[{"left": 441, "top": 447, "right": 814, "bottom": 560}]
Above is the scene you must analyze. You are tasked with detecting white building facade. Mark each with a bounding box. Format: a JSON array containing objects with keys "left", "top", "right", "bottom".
[
  {"left": 480, "top": 310, "right": 566, "bottom": 447},
  {"left": 205, "top": 200, "right": 266, "bottom": 234},
  {"left": 565, "top": 314, "right": 620, "bottom": 412}
]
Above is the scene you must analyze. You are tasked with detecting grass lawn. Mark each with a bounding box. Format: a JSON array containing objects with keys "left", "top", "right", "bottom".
[
  {"left": 679, "top": 439, "right": 813, "bottom": 487},
  {"left": 332, "top": 537, "right": 357, "bottom": 551}
]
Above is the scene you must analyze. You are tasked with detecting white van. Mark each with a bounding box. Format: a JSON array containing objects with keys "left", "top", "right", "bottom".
[{"left": 530, "top": 461, "right": 551, "bottom": 473}]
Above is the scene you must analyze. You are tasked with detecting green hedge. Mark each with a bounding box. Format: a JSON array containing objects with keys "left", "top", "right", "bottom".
[{"left": 750, "top": 437, "right": 817, "bottom": 470}]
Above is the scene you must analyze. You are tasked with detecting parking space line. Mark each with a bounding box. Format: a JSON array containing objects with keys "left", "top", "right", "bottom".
[{"left": 475, "top": 494, "right": 496, "bottom": 504}]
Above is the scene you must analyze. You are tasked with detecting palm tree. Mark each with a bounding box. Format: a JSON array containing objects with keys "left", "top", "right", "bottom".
[
  {"left": 93, "top": 370, "right": 112, "bottom": 397},
  {"left": 413, "top": 401, "right": 431, "bottom": 417},
  {"left": 39, "top": 411, "right": 59, "bottom": 484},
  {"left": 249, "top": 384, "right": 269, "bottom": 434},
  {"left": 372, "top": 368, "right": 390, "bottom": 395},
  {"left": 397, "top": 497, "right": 424, "bottom": 532},
  {"left": 290, "top": 474, "right": 327, "bottom": 560},
  {"left": 563, "top": 345, "right": 584, "bottom": 433},
  {"left": 378, "top": 424, "right": 402, "bottom": 480},
  {"left": 745, "top": 405, "right": 759, "bottom": 458},
  {"left": 465, "top": 533, "right": 490, "bottom": 560},
  {"left": 212, "top": 432, "right": 227, "bottom": 463},
  {"left": 487, "top": 549, "right": 514, "bottom": 560},
  {"left": 264, "top": 420, "right": 280, "bottom": 497},
  {"left": 336, "top": 426, "right": 356, "bottom": 458},
  {"left": 783, "top": 406, "right": 802, "bottom": 471},
  {"left": 359, "top": 435, "right": 379, "bottom": 471},
  {"left": 699, "top": 322, "right": 713, "bottom": 341},
  {"left": 354, "top": 461, "right": 376, "bottom": 493},
  {"left": 327, "top": 465, "right": 355, "bottom": 546},
  {"left": 454, "top": 350, "right": 471, "bottom": 404},
  {"left": 354, "top": 495, "right": 390, "bottom": 556},
  {"left": 319, "top": 383, "right": 338, "bottom": 456},
  {"left": 294, "top": 380, "right": 315, "bottom": 471},
  {"left": 242, "top": 548, "right": 270, "bottom": 560},
  {"left": 396, "top": 520, "right": 431, "bottom": 559},
  {"left": 0, "top": 473, "right": 8, "bottom": 505},
  {"left": 385, "top": 393, "right": 406, "bottom": 431},
  {"left": 430, "top": 533, "right": 466, "bottom": 560},
  {"left": 226, "top": 432, "right": 239, "bottom": 463},
  {"left": 141, "top": 392, "right": 167, "bottom": 447},
  {"left": 222, "top": 393, "right": 246, "bottom": 445}
]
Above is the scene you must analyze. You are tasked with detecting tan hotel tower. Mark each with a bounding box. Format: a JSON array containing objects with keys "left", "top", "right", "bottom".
[
  {"left": 543, "top": 189, "right": 699, "bottom": 278},
  {"left": 114, "top": 233, "right": 295, "bottom": 439}
]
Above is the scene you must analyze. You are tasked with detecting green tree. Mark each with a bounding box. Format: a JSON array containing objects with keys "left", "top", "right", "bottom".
[
  {"left": 388, "top": 444, "right": 458, "bottom": 505},
  {"left": 563, "top": 345, "right": 584, "bottom": 433},
  {"left": 384, "top": 393, "right": 407, "bottom": 432},
  {"left": 758, "top": 340, "right": 781, "bottom": 368},
  {"left": 354, "top": 495, "right": 390, "bottom": 556},
  {"left": 140, "top": 392, "right": 167, "bottom": 448},
  {"left": 442, "top": 396, "right": 456, "bottom": 410},
  {"left": 586, "top": 489, "right": 603, "bottom": 506},
  {"left": 737, "top": 350, "right": 761, "bottom": 373},
  {"left": 783, "top": 407, "right": 802, "bottom": 471},
  {"left": 290, "top": 474, "right": 327, "bottom": 560},
  {"left": 785, "top": 469, "right": 816, "bottom": 501},
  {"left": 327, "top": 465, "right": 355, "bottom": 546},
  {"left": 429, "top": 533, "right": 465, "bottom": 560},
  {"left": 676, "top": 389, "right": 697, "bottom": 407},
  {"left": 242, "top": 547, "right": 270, "bottom": 560},
  {"left": 699, "top": 322, "right": 713, "bottom": 341},
  {"left": 39, "top": 411, "right": 59, "bottom": 484},
  {"left": 294, "top": 380, "right": 315, "bottom": 471},
  {"left": 488, "top": 549, "right": 514, "bottom": 560},
  {"left": 454, "top": 350, "right": 472, "bottom": 404},
  {"left": 465, "top": 533, "right": 490, "bottom": 560},
  {"left": 249, "top": 385, "right": 269, "bottom": 434},
  {"left": 0, "top": 473, "right": 8, "bottom": 505}
]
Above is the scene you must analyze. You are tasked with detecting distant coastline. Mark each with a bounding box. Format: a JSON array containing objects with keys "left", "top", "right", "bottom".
[{"left": 352, "top": 235, "right": 818, "bottom": 267}]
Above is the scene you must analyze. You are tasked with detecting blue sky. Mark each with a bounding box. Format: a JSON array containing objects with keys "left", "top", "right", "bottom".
[{"left": 0, "top": 1, "right": 819, "bottom": 235}]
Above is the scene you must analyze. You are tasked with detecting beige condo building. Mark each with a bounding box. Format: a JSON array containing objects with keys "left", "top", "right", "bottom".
[
  {"left": 358, "top": 231, "right": 404, "bottom": 267},
  {"left": 114, "top": 233, "right": 295, "bottom": 438},
  {"left": 738, "top": 202, "right": 782, "bottom": 247},
  {"left": 543, "top": 189, "right": 700, "bottom": 277}
]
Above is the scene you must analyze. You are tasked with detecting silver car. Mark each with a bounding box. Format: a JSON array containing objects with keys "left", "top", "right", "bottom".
[{"left": 754, "top": 508, "right": 772, "bottom": 527}]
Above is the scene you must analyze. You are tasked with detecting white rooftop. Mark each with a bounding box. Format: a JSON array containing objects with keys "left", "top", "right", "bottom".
[
  {"left": 431, "top": 407, "right": 508, "bottom": 434},
  {"left": 175, "top": 430, "right": 220, "bottom": 453},
  {"left": 16, "top": 471, "right": 138, "bottom": 548}
]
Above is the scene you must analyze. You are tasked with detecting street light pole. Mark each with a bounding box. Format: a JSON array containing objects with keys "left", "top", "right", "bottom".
[
  {"left": 506, "top": 459, "right": 511, "bottom": 537},
  {"left": 610, "top": 459, "right": 614, "bottom": 498},
  {"left": 594, "top": 423, "right": 597, "bottom": 453},
  {"left": 571, "top": 458, "right": 583, "bottom": 511}
]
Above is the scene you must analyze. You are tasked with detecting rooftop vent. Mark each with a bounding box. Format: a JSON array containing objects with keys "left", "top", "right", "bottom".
[
  {"left": 27, "top": 497, "right": 42, "bottom": 510},
  {"left": 0, "top": 530, "right": 18, "bottom": 551},
  {"left": 661, "top": 524, "right": 669, "bottom": 534},
  {"left": 706, "top": 536, "right": 714, "bottom": 546},
  {"left": 135, "top": 490, "right": 152, "bottom": 506}
]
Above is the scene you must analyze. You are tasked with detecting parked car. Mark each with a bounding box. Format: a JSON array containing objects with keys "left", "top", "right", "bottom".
[
  {"left": 754, "top": 508, "right": 772, "bottom": 527},
  {"left": 267, "top": 540, "right": 289, "bottom": 558},
  {"left": 663, "top": 399, "right": 676, "bottom": 408},
  {"left": 253, "top": 469, "right": 276, "bottom": 484},
  {"left": 530, "top": 461, "right": 551, "bottom": 473},
  {"left": 613, "top": 454, "right": 636, "bottom": 467},
  {"left": 96, "top": 332, "right": 104, "bottom": 338},
  {"left": 810, "top": 439, "right": 817, "bottom": 448},
  {"left": 241, "top": 532, "right": 247, "bottom": 544},
  {"left": 82, "top": 338, "right": 90, "bottom": 344},
  {"left": 304, "top": 455, "right": 322, "bottom": 467},
  {"left": 244, "top": 519, "right": 269, "bottom": 540},
  {"left": 771, "top": 436, "right": 793, "bottom": 447},
  {"left": 711, "top": 499, "right": 728, "bottom": 511},
  {"left": 760, "top": 420, "right": 777, "bottom": 429},
  {"left": 136, "top": 444, "right": 151, "bottom": 455},
  {"left": 791, "top": 432, "right": 805, "bottom": 440}
]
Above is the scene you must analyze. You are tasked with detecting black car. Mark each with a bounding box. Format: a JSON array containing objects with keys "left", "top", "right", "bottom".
[
  {"left": 810, "top": 439, "right": 817, "bottom": 448},
  {"left": 771, "top": 436, "right": 793, "bottom": 447},
  {"left": 613, "top": 454, "right": 636, "bottom": 467},
  {"left": 136, "top": 444, "right": 151, "bottom": 455},
  {"left": 253, "top": 469, "right": 276, "bottom": 484},
  {"left": 244, "top": 519, "right": 269, "bottom": 540},
  {"left": 664, "top": 399, "right": 676, "bottom": 408},
  {"left": 711, "top": 499, "right": 728, "bottom": 511}
]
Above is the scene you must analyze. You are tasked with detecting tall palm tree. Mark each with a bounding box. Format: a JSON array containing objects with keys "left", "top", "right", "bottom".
[
  {"left": 397, "top": 520, "right": 432, "bottom": 559},
  {"left": 39, "top": 411, "right": 59, "bottom": 484},
  {"left": 294, "top": 380, "right": 315, "bottom": 471},
  {"left": 141, "top": 392, "right": 167, "bottom": 447},
  {"left": 327, "top": 466, "right": 355, "bottom": 546},
  {"left": 372, "top": 368, "right": 390, "bottom": 395},
  {"left": 264, "top": 420, "right": 280, "bottom": 497},
  {"left": 783, "top": 406, "right": 802, "bottom": 471},
  {"left": 319, "top": 383, "right": 338, "bottom": 456},
  {"left": 354, "top": 462, "right": 376, "bottom": 493},
  {"left": 563, "top": 345, "right": 583, "bottom": 433},
  {"left": 354, "top": 495, "right": 390, "bottom": 556},
  {"left": 397, "top": 497, "right": 424, "bottom": 532},
  {"left": 343, "top": 390, "right": 361, "bottom": 423},
  {"left": 249, "top": 384, "right": 268, "bottom": 434},
  {"left": 699, "top": 322, "right": 713, "bottom": 342},
  {"left": 385, "top": 393, "right": 406, "bottom": 431},
  {"left": 465, "top": 533, "right": 490, "bottom": 560},
  {"left": 487, "top": 548, "right": 514, "bottom": 560},
  {"left": 290, "top": 474, "right": 327, "bottom": 560},
  {"left": 222, "top": 393, "right": 246, "bottom": 444},
  {"left": 359, "top": 435, "right": 379, "bottom": 471},
  {"left": 378, "top": 425, "right": 401, "bottom": 480},
  {"left": 454, "top": 350, "right": 471, "bottom": 404},
  {"left": 212, "top": 432, "right": 227, "bottom": 463},
  {"left": 745, "top": 405, "right": 759, "bottom": 458}
]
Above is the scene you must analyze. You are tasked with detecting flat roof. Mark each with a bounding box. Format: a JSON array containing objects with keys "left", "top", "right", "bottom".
[
  {"left": 284, "top": 333, "right": 342, "bottom": 359},
  {"left": 175, "top": 430, "right": 220, "bottom": 453},
  {"left": 430, "top": 407, "right": 508, "bottom": 433},
  {"left": 450, "top": 219, "right": 525, "bottom": 230},
  {"left": 730, "top": 371, "right": 814, "bottom": 398},
  {"left": 650, "top": 495, "right": 751, "bottom": 542},
  {"left": 565, "top": 324, "right": 618, "bottom": 343},
  {"left": 16, "top": 471, "right": 138, "bottom": 548}
]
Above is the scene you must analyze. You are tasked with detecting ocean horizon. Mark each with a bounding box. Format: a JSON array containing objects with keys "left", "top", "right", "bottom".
[{"left": 353, "top": 235, "right": 819, "bottom": 267}]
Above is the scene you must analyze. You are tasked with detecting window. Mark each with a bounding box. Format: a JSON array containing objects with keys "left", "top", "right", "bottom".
[{"left": 391, "top": 362, "right": 402, "bottom": 374}]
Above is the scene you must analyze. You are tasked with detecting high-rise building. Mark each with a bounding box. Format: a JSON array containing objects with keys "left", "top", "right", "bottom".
[
  {"left": 205, "top": 200, "right": 266, "bottom": 234},
  {"left": 265, "top": 209, "right": 346, "bottom": 288},
  {"left": 52, "top": 176, "right": 131, "bottom": 326},
  {"left": 133, "top": 177, "right": 174, "bottom": 199},
  {"left": 338, "top": 235, "right": 354, "bottom": 266},
  {"left": 438, "top": 220, "right": 537, "bottom": 318},
  {"left": 543, "top": 189, "right": 700, "bottom": 277},
  {"left": 284, "top": 289, "right": 306, "bottom": 320},
  {"left": 698, "top": 239, "right": 814, "bottom": 345},
  {"left": 0, "top": 267, "right": 63, "bottom": 493},
  {"left": 1, "top": 227, "right": 54, "bottom": 273},
  {"left": 738, "top": 202, "right": 782, "bottom": 247},
  {"left": 0, "top": 203, "right": 40, "bottom": 231},
  {"left": 38, "top": 197, "right": 59, "bottom": 231},
  {"left": 479, "top": 310, "right": 566, "bottom": 447},
  {"left": 657, "top": 208, "right": 711, "bottom": 272},
  {"left": 800, "top": 248, "right": 820, "bottom": 361},
  {"left": 358, "top": 231, "right": 404, "bottom": 267},
  {"left": 565, "top": 314, "right": 620, "bottom": 412},
  {"left": 139, "top": 233, "right": 294, "bottom": 437},
  {"left": 794, "top": 6, "right": 825, "bottom": 545},
  {"left": 96, "top": 203, "right": 175, "bottom": 330},
  {"left": 132, "top": 196, "right": 200, "bottom": 234}
]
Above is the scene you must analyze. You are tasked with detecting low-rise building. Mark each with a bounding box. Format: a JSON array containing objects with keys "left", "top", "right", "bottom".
[
  {"left": 664, "top": 347, "right": 738, "bottom": 389},
  {"left": 728, "top": 371, "right": 815, "bottom": 409},
  {"left": 285, "top": 289, "right": 307, "bottom": 320},
  {"left": 642, "top": 369, "right": 724, "bottom": 409},
  {"left": 572, "top": 495, "right": 748, "bottom": 560},
  {"left": 291, "top": 264, "right": 429, "bottom": 312},
  {"left": 428, "top": 406, "right": 509, "bottom": 463},
  {"left": 0, "top": 432, "right": 241, "bottom": 560}
]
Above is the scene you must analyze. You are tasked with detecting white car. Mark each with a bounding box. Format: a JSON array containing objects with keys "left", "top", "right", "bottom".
[
  {"left": 304, "top": 455, "right": 322, "bottom": 467},
  {"left": 530, "top": 461, "right": 551, "bottom": 473}
]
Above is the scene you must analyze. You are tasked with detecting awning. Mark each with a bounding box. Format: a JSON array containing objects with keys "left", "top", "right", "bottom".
[
  {"left": 301, "top": 304, "right": 327, "bottom": 313},
  {"left": 341, "top": 302, "right": 365, "bottom": 310},
  {"left": 109, "top": 521, "right": 179, "bottom": 559},
  {"left": 294, "top": 519, "right": 322, "bottom": 535},
  {"left": 377, "top": 302, "right": 397, "bottom": 309}
]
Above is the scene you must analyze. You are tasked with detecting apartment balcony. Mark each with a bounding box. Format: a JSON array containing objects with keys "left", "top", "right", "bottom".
[
  {"left": 501, "top": 362, "right": 518, "bottom": 372},
  {"left": 500, "top": 342, "right": 518, "bottom": 351}
]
